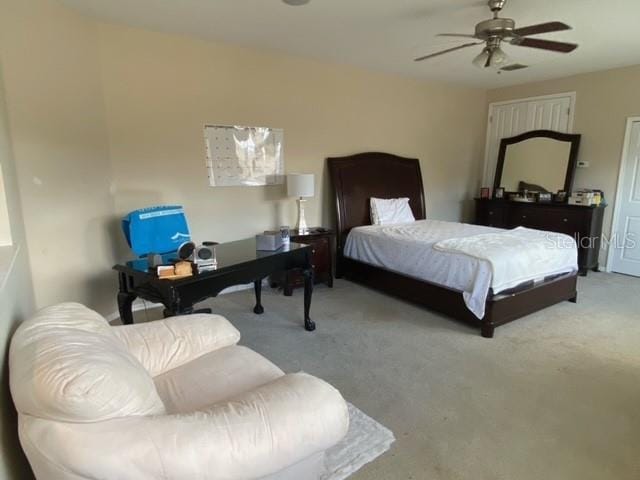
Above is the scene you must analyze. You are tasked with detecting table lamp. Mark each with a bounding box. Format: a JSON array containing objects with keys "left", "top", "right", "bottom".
[{"left": 287, "top": 173, "right": 314, "bottom": 234}]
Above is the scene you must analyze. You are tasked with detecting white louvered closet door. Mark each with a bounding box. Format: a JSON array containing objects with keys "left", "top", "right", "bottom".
[{"left": 483, "top": 94, "right": 574, "bottom": 188}]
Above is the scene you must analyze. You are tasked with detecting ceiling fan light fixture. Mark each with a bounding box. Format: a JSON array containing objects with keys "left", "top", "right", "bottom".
[
  {"left": 491, "top": 46, "right": 509, "bottom": 66},
  {"left": 472, "top": 49, "right": 490, "bottom": 68},
  {"left": 472, "top": 46, "right": 509, "bottom": 69}
]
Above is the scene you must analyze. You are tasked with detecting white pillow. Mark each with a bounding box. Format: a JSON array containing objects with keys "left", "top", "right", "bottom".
[{"left": 370, "top": 197, "right": 416, "bottom": 225}]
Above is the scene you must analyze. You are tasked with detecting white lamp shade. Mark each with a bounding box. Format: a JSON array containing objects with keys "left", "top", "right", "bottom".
[{"left": 287, "top": 173, "right": 315, "bottom": 197}]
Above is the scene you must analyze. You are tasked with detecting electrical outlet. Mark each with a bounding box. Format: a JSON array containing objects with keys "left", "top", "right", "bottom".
[{"left": 577, "top": 160, "right": 589, "bottom": 168}]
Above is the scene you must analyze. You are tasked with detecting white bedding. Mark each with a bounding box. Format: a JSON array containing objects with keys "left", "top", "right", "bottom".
[{"left": 343, "top": 220, "right": 578, "bottom": 319}]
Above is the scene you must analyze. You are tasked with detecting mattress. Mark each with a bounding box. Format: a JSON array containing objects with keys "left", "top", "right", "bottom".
[{"left": 343, "top": 219, "right": 578, "bottom": 319}]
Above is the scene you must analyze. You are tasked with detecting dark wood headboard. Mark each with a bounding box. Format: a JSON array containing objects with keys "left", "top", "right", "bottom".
[{"left": 327, "top": 152, "right": 426, "bottom": 255}]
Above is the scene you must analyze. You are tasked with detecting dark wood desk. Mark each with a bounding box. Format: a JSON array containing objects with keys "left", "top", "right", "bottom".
[{"left": 114, "top": 239, "right": 316, "bottom": 331}]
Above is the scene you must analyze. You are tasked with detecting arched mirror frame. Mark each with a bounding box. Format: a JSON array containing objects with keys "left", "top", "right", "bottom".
[{"left": 493, "top": 129, "right": 581, "bottom": 194}]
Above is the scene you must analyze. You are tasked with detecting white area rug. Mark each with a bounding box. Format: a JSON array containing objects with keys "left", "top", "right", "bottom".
[{"left": 322, "top": 403, "right": 395, "bottom": 480}]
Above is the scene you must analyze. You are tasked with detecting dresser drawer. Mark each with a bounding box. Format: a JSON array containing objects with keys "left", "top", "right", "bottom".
[
  {"left": 540, "top": 208, "right": 585, "bottom": 236},
  {"left": 307, "top": 237, "right": 330, "bottom": 275},
  {"left": 476, "top": 203, "right": 507, "bottom": 228},
  {"left": 508, "top": 205, "right": 545, "bottom": 229},
  {"left": 286, "top": 239, "right": 329, "bottom": 286},
  {"left": 509, "top": 206, "right": 584, "bottom": 235}
]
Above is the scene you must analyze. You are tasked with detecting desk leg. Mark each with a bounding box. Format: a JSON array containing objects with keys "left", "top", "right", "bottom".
[
  {"left": 253, "top": 280, "right": 264, "bottom": 314},
  {"left": 302, "top": 268, "right": 315, "bottom": 331},
  {"left": 117, "top": 273, "right": 137, "bottom": 325},
  {"left": 283, "top": 271, "right": 293, "bottom": 297},
  {"left": 117, "top": 292, "right": 136, "bottom": 325}
]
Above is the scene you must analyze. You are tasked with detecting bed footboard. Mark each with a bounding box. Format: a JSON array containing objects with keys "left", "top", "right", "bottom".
[{"left": 341, "top": 256, "right": 578, "bottom": 338}]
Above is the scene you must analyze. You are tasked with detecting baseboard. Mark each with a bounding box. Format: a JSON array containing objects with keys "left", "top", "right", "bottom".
[{"left": 106, "top": 281, "right": 262, "bottom": 323}]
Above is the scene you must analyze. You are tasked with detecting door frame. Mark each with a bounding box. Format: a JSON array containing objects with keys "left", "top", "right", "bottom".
[
  {"left": 482, "top": 92, "right": 577, "bottom": 187},
  {"left": 606, "top": 116, "right": 640, "bottom": 272}
]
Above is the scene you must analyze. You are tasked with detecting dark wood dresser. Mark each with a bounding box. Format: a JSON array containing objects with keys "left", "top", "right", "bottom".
[
  {"left": 270, "top": 228, "right": 334, "bottom": 295},
  {"left": 475, "top": 199, "right": 605, "bottom": 275}
]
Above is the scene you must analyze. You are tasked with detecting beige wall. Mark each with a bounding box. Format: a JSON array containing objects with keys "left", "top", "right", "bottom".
[
  {"left": 98, "top": 23, "right": 488, "bottom": 251},
  {"left": 0, "top": 164, "right": 12, "bottom": 246},
  {"left": 0, "top": 0, "right": 488, "bottom": 318},
  {"left": 487, "top": 65, "right": 640, "bottom": 264},
  {"left": 0, "top": 0, "right": 116, "bottom": 314},
  {"left": 0, "top": 60, "right": 35, "bottom": 479},
  {"left": 3, "top": 0, "right": 636, "bottom": 316}
]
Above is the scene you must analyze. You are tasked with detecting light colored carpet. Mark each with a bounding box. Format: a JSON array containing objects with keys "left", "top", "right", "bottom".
[
  {"left": 323, "top": 403, "right": 395, "bottom": 480},
  {"left": 131, "top": 272, "right": 640, "bottom": 480}
]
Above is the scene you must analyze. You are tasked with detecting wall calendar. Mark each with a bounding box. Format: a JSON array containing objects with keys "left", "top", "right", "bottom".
[{"left": 204, "top": 125, "right": 284, "bottom": 187}]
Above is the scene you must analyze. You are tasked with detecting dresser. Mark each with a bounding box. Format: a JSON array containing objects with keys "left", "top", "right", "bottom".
[{"left": 475, "top": 199, "right": 605, "bottom": 275}]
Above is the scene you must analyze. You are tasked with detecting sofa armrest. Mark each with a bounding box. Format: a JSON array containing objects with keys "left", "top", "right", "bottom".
[
  {"left": 112, "top": 314, "right": 240, "bottom": 376},
  {"left": 20, "top": 373, "right": 350, "bottom": 480},
  {"left": 154, "top": 372, "right": 349, "bottom": 478}
]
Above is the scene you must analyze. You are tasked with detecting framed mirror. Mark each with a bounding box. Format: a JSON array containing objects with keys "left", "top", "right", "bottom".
[{"left": 494, "top": 130, "right": 581, "bottom": 194}]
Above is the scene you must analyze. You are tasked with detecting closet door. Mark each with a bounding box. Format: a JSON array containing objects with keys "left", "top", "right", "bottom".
[{"left": 483, "top": 94, "right": 574, "bottom": 188}]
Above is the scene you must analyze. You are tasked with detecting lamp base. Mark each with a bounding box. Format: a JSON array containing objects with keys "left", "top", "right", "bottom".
[{"left": 296, "top": 198, "right": 309, "bottom": 234}]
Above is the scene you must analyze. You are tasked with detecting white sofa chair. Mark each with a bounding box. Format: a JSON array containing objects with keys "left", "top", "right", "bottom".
[{"left": 9, "top": 303, "right": 349, "bottom": 480}]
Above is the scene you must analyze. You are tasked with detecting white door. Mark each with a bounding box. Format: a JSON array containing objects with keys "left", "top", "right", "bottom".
[
  {"left": 609, "top": 119, "right": 640, "bottom": 277},
  {"left": 483, "top": 93, "right": 575, "bottom": 187}
]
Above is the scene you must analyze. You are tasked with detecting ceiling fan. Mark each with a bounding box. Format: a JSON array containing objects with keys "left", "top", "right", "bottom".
[{"left": 414, "top": 0, "right": 578, "bottom": 70}]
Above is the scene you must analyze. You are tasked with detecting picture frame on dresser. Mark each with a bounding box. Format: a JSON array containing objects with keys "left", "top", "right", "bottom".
[{"left": 555, "top": 190, "right": 568, "bottom": 203}]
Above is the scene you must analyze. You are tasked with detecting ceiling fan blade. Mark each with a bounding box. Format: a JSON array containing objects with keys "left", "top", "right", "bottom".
[
  {"left": 414, "top": 42, "right": 482, "bottom": 62},
  {"left": 512, "top": 21, "right": 571, "bottom": 37},
  {"left": 512, "top": 37, "right": 578, "bottom": 53},
  {"left": 436, "top": 33, "right": 478, "bottom": 39}
]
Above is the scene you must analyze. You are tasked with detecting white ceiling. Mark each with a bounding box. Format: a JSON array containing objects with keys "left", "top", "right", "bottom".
[{"left": 59, "top": 0, "right": 640, "bottom": 88}]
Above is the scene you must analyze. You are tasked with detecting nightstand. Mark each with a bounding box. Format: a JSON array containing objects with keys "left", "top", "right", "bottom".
[{"left": 270, "top": 227, "right": 334, "bottom": 295}]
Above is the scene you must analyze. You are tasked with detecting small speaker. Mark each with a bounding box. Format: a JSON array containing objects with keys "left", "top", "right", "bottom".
[
  {"left": 195, "top": 242, "right": 218, "bottom": 270},
  {"left": 177, "top": 241, "right": 217, "bottom": 270},
  {"left": 195, "top": 246, "right": 213, "bottom": 261},
  {"left": 177, "top": 241, "right": 196, "bottom": 260}
]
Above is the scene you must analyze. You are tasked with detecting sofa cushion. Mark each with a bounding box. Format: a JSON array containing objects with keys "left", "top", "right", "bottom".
[
  {"left": 10, "top": 303, "right": 165, "bottom": 422},
  {"left": 154, "top": 345, "right": 284, "bottom": 414},
  {"left": 112, "top": 314, "right": 241, "bottom": 377}
]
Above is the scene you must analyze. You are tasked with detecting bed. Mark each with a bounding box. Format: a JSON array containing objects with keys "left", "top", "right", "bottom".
[{"left": 327, "top": 152, "right": 578, "bottom": 338}]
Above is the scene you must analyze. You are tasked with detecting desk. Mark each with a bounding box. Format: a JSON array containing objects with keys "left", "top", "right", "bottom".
[{"left": 113, "top": 239, "right": 315, "bottom": 331}]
